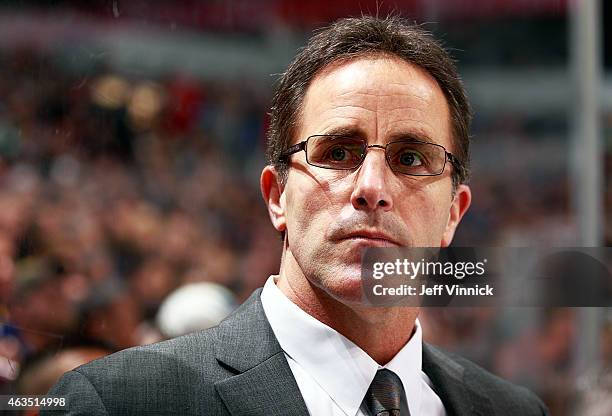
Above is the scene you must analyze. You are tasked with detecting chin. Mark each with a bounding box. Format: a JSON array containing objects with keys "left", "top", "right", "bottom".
[{"left": 315, "top": 266, "right": 366, "bottom": 305}]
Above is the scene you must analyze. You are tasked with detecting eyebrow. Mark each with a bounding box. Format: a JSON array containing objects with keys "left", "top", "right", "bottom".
[
  {"left": 388, "top": 130, "right": 434, "bottom": 143},
  {"left": 321, "top": 126, "right": 366, "bottom": 138},
  {"left": 320, "top": 125, "right": 435, "bottom": 144}
]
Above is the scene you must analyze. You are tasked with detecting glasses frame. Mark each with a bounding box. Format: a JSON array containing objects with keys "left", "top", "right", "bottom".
[{"left": 280, "top": 134, "right": 463, "bottom": 177}]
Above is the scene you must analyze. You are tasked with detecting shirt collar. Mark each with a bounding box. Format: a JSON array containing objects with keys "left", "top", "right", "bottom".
[{"left": 261, "top": 275, "right": 424, "bottom": 416}]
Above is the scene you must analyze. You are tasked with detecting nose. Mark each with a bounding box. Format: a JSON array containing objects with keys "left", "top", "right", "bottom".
[{"left": 350, "top": 148, "right": 394, "bottom": 212}]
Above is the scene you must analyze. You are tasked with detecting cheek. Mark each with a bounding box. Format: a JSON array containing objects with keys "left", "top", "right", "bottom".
[
  {"left": 284, "top": 174, "right": 345, "bottom": 238},
  {"left": 398, "top": 185, "right": 451, "bottom": 243}
]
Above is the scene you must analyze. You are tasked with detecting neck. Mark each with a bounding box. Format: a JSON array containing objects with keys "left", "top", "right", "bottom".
[{"left": 276, "top": 250, "right": 418, "bottom": 365}]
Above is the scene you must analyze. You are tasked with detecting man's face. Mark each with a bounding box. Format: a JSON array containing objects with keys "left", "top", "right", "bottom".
[{"left": 262, "top": 55, "right": 471, "bottom": 304}]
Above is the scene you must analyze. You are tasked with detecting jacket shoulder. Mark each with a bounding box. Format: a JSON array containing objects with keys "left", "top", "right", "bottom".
[
  {"left": 46, "top": 327, "right": 232, "bottom": 415},
  {"left": 78, "top": 326, "right": 221, "bottom": 378}
]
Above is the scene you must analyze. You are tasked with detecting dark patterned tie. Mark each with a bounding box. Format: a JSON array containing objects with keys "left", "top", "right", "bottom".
[{"left": 362, "top": 369, "right": 408, "bottom": 416}]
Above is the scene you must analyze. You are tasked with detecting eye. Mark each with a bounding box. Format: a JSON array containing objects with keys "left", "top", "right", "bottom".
[
  {"left": 319, "top": 139, "right": 363, "bottom": 165},
  {"left": 398, "top": 150, "right": 423, "bottom": 167},
  {"left": 329, "top": 146, "right": 348, "bottom": 161},
  {"left": 308, "top": 135, "right": 364, "bottom": 169}
]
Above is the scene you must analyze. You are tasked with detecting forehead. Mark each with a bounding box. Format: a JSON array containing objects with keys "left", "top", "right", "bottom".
[{"left": 297, "top": 55, "right": 452, "bottom": 149}]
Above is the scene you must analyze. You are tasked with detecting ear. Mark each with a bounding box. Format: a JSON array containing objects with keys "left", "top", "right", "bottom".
[
  {"left": 260, "top": 165, "right": 287, "bottom": 232},
  {"left": 441, "top": 184, "right": 471, "bottom": 247}
]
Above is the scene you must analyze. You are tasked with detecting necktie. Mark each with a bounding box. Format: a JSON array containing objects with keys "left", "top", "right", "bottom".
[{"left": 362, "top": 369, "right": 408, "bottom": 416}]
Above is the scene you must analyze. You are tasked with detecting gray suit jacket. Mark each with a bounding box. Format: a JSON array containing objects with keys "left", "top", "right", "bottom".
[{"left": 45, "top": 289, "right": 549, "bottom": 415}]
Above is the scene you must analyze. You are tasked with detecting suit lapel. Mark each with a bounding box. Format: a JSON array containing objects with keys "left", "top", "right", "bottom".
[
  {"left": 422, "top": 343, "right": 495, "bottom": 416},
  {"left": 214, "top": 290, "right": 497, "bottom": 416},
  {"left": 214, "top": 289, "right": 309, "bottom": 416}
]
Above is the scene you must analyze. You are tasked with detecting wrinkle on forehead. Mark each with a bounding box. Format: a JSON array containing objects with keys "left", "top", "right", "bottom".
[{"left": 332, "top": 85, "right": 434, "bottom": 107}]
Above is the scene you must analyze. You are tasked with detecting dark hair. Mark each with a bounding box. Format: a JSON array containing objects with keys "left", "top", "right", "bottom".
[{"left": 266, "top": 15, "right": 472, "bottom": 188}]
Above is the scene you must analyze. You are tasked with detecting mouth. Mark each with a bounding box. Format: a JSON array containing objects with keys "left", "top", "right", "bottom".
[{"left": 338, "top": 231, "right": 401, "bottom": 247}]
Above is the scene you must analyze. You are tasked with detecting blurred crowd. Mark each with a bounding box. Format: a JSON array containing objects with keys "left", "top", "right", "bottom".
[
  {"left": 0, "top": 48, "right": 281, "bottom": 394},
  {"left": 0, "top": 44, "right": 609, "bottom": 416}
]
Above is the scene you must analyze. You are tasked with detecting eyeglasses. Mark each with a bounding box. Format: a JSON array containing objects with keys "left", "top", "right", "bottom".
[{"left": 280, "top": 135, "right": 462, "bottom": 177}]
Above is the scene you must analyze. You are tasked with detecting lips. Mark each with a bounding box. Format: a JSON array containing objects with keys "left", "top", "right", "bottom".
[{"left": 339, "top": 230, "right": 401, "bottom": 247}]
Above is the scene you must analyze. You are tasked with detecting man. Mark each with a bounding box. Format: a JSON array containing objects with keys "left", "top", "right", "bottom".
[{"left": 45, "top": 16, "right": 548, "bottom": 415}]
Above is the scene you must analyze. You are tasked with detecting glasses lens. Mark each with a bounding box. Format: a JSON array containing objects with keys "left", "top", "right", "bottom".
[
  {"left": 307, "top": 136, "right": 365, "bottom": 169},
  {"left": 386, "top": 141, "right": 445, "bottom": 175}
]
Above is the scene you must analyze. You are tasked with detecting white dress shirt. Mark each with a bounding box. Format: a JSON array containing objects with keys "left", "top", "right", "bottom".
[{"left": 261, "top": 275, "right": 447, "bottom": 416}]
